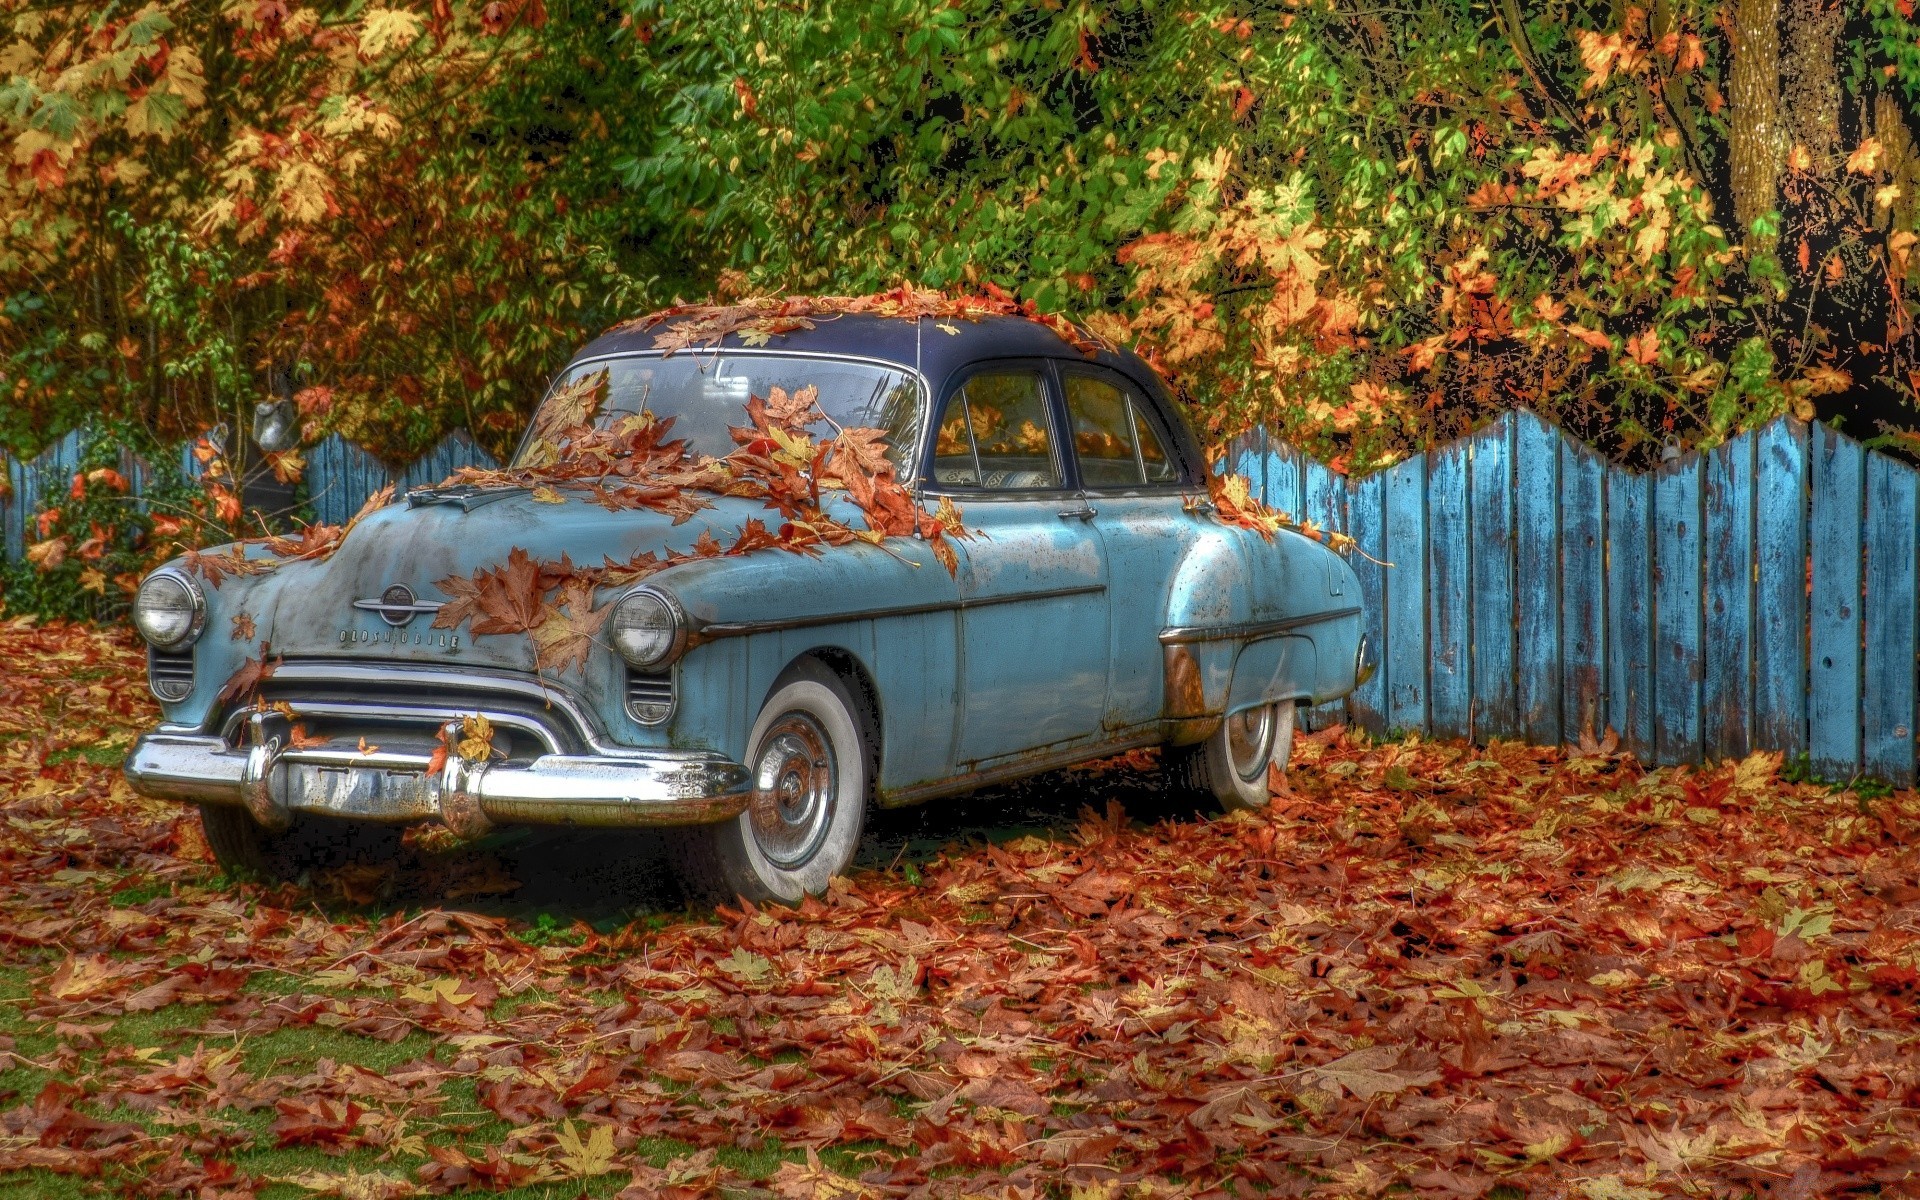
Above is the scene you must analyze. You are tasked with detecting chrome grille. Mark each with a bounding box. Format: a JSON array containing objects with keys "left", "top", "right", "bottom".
[
  {"left": 147, "top": 647, "right": 194, "bottom": 701},
  {"left": 626, "top": 669, "right": 674, "bottom": 725}
]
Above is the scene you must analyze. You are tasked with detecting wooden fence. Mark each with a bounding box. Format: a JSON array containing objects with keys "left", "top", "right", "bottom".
[
  {"left": 0, "top": 430, "right": 498, "bottom": 558},
  {"left": 1233, "top": 411, "right": 1920, "bottom": 786},
  {"left": 7, "top": 413, "right": 1919, "bottom": 786}
]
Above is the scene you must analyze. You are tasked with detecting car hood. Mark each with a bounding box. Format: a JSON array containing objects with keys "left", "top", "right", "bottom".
[{"left": 247, "top": 488, "right": 816, "bottom": 665}]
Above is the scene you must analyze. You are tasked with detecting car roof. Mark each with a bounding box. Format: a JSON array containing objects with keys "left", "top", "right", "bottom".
[
  {"left": 570, "top": 313, "right": 1168, "bottom": 404},
  {"left": 567, "top": 311, "right": 1207, "bottom": 478}
]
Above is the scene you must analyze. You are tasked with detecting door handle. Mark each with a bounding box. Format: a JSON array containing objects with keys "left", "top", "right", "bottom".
[{"left": 1057, "top": 506, "right": 1097, "bottom": 522}]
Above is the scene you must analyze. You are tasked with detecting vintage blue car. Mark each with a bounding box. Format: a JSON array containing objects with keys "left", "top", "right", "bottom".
[{"left": 124, "top": 308, "right": 1372, "bottom": 902}]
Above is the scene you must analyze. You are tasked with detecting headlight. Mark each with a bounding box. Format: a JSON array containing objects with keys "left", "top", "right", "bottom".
[
  {"left": 132, "top": 571, "right": 205, "bottom": 650},
  {"left": 610, "top": 588, "right": 685, "bottom": 669}
]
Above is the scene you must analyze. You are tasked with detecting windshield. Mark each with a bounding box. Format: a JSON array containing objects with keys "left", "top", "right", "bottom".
[{"left": 519, "top": 353, "right": 924, "bottom": 476}]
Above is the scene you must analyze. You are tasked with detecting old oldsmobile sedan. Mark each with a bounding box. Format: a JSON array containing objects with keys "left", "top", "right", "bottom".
[{"left": 125, "top": 309, "right": 1373, "bottom": 903}]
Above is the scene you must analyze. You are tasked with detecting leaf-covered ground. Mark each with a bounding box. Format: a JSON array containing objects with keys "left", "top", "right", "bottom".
[{"left": 1, "top": 619, "right": 1918, "bottom": 1199}]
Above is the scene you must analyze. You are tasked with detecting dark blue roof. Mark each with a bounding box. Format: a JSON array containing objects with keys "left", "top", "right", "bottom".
[{"left": 571, "top": 313, "right": 1164, "bottom": 403}]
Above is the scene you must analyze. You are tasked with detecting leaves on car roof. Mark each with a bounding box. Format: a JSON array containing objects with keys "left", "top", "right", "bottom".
[{"left": 609, "top": 283, "right": 1112, "bottom": 359}]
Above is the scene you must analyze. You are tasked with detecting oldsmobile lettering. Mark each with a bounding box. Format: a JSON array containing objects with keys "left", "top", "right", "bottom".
[
  {"left": 338, "top": 628, "right": 462, "bottom": 650},
  {"left": 123, "top": 307, "right": 1372, "bottom": 904}
]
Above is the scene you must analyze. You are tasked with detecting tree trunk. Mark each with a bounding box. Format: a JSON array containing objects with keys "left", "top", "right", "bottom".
[
  {"left": 1729, "top": 0, "right": 1782, "bottom": 235},
  {"left": 1781, "top": 0, "right": 1842, "bottom": 173}
]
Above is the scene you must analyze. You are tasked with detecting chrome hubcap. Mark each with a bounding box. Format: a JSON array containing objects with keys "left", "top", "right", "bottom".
[
  {"left": 748, "top": 714, "right": 836, "bottom": 868},
  {"left": 1226, "top": 705, "right": 1274, "bottom": 783}
]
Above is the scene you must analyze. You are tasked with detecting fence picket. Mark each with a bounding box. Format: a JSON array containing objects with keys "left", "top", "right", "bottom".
[
  {"left": 1810, "top": 425, "right": 1865, "bottom": 781},
  {"left": 1348, "top": 472, "right": 1386, "bottom": 731},
  {"left": 1607, "top": 468, "right": 1654, "bottom": 757},
  {"left": 1704, "top": 434, "right": 1756, "bottom": 760},
  {"left": 1428, "top": 438, "right": 1472, "bottom": 739},
  {"left": 1264, "top": 439, "right": 1303, "bottom": 520},
  {"left": 1753, "top": 421, "right": 1809, "bottom": 757},
  {"left": 1863, "top": 454, "right": 1918, "bottom": 787},
  {"left": 1653, "top": 457, "right": 1704, "bottom": 764},
  {"left": 1514, "top": 413, "right": 1562, "bottom": 745},
  {"left": 1470, "top": 417, "right": 1517, "bottom": 740},
  {"left": 1383, "top": 453, "right": 1429, "bottom": 735},
  {"left": 1559, "top": 439, "right": 1605, "bottom": 745}
]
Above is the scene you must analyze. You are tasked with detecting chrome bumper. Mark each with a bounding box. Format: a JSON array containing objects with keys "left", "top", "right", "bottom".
[{"left": 124, "top": 727, "right": 751, "bottom": 837}]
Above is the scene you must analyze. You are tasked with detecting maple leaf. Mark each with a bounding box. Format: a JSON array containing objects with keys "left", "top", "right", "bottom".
[
  {"left": 1847, "top": 137, "right": 1884, "bottom": 176},
  {"left": 357, "top": 8, "right": 423, "bottom": 57},
  {"left": 273, "top": 1096, "right": 366, "bottom": 1148},
  {"left": 530, "top": 580, "right": 609, "bottom": 675},
  {"left": 1306, "top": 1045, "right": 1439, "bottom": 1100},
  {"left": 230, "top": 611, "right": 255, "bottom": 641},
  {"left": 436, "top": 548, "right": 546, "bottom": 636},
  {"left": 216, "top": 649, "right": 281, "bottom": 708},
  {"left": 823, "top": 426, "right": 892, "bottom": 480},
  {"left": 552, "top": 1120, "right": 619, "bottom": 1178},
  {"left": 271, "top": 1166, "right": 418, "bottom": 1200},
  {"left": 454, "top": 714, "right": 497, "bottom": 764}
]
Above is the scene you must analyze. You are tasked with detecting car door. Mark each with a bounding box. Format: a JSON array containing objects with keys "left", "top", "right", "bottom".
[
  {"left": 923, "top": 362, "right": 1112, "bottom": 765},
  {"left": 1055, "top": 362, "right": 1208, "bottom": 733}
]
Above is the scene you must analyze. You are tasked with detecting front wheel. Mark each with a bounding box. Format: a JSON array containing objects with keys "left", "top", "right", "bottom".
[
  {"left": 672, "top": 661, "right": 871, "bottom": 905},
  {"left": 1170, "top": 701, "right": 1296, "bottom": 811}
]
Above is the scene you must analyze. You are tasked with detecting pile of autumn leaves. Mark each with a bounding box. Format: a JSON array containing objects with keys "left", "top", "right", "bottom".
[{"left": 2, "top": 619, "right": 1919, "bottom": 1198}]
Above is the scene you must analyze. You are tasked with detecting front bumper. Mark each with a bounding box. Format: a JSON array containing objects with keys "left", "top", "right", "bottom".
[{"left": 125, "top": 725, "right": 751, "bottom": 837}]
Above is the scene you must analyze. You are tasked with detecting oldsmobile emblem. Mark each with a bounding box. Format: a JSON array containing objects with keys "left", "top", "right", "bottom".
[{"left": 352, "top": 583, "right": 444, "bottom": 627}]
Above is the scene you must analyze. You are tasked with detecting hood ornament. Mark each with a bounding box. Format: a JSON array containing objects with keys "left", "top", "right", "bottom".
[{"left": 353, "top": 584, "right": 444, "bottom": 627}]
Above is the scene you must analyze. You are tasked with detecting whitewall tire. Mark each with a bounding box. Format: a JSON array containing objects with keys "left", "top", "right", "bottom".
[{"left": 673, "top": 660, "right": 871, "bottom": 905}]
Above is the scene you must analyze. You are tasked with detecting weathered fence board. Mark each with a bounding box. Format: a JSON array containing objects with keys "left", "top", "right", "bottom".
[
  {"left": 1428, "top": 439, "right": 1473, "bottom": 740},
  {"left": 1753, "top": 420, "right": 1809, "bottom": 756},
  {"left": 1653, "top": 458, "right": 1704, "bottom": 764},
  {"left": 1514, "top": 414, "right": 1561, "bottom": 745},
  {"left": 1703, "top": 434, "right": 1754, "bottom": 761},
  {"left": 1810, "top": 425, "right": 1866, "bottom": 781},
  {"left": 1470, "top": 416, "right": 1517, "bottom": 740},
  {"left": 1559, "top": 440, "right": 1605, "bottom": 742},
  {"left": 1607, "top": 468, "right": 1655, "bottom": 759},
  {"left": 1383, "top": 454, "right": 1428, "bottom": 735},
  {"left": 1348, "top": 472, "right": 1386, "bottom": 731},
  {"left": 1864, "top": 454, "right": 1918, "bottom": 787}
]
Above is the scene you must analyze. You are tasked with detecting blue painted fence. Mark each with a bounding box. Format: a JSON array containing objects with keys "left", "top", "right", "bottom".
[
  {"left": 1234, "top": 411, "right": 1920, "bottom": 787},
  {"left": 0, "top": 430, "right": 497, "bottom": 557}
]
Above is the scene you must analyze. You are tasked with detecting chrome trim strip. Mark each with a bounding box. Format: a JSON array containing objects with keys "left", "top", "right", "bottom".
[
  {"left": 1158, "top": 606, "right": 1363, "bottom": 646},
  {"left": 351, "top": 596, "right": 446, "bottom": 620},
  {"left": 691, "top": 583, "right": 1107, "bottom": 641}
]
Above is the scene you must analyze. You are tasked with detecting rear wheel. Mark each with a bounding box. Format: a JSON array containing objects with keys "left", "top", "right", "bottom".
[
  {"left": 1170, "top": 701, "right": 1296, "bottom": 811},
  {"left": 673, "top": 660, "right": 871, "bottom": 906},
  {"left": 197, "top": 805, "right": 403, "bottom": 883}
]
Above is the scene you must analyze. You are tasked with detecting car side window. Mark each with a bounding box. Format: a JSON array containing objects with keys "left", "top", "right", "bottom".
[
  {"left": 1131, "top": 401, "right": 1180, "bottom": 484},
  {"left": 1062, "top": 370, "right": 1184, "bottom": 489},
  {"left": 930, "top": 371, "right": 1061, "bottom": 491}
]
